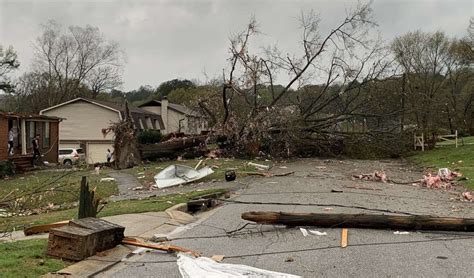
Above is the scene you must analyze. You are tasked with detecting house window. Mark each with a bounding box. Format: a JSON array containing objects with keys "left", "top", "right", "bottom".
[
  {"left": 154, "top": 120, "right": 160, "bottom": 130},
  {"left": 43, "top": 122, "right": 50, "bottom": 147},
  {"left": 27, "top": 121, "right": 36, "bottom": 148}
]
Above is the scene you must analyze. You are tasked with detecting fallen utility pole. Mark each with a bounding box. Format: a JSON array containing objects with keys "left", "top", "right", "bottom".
[{"left": 241, "top": 212, "right": 474, "bottom": 232}]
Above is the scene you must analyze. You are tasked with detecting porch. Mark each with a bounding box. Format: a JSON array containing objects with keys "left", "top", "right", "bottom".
[{"left": 1, "top": 112, "right": 61, "bottom": 171}]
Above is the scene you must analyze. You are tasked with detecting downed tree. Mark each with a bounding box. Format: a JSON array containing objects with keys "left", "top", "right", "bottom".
[
  {"left": 241, "top": 211, "right": 474, "bottom": 231},
  {"left": 139, "top": 135, "right": 208, "bottom": 159}
]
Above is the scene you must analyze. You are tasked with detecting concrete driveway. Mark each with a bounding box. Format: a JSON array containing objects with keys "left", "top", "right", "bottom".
[{"left": 95, "top": 158, "right": 474, "bottom": 277}]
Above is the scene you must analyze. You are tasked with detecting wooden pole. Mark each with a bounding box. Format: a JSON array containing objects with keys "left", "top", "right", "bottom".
[{"left": 241, "top": 212, "right": 474, "bottom": 232}]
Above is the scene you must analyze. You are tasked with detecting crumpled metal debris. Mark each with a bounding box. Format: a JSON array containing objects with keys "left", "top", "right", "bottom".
[{"left": 153, "top": 165, "right": 214, "bottom": 189}]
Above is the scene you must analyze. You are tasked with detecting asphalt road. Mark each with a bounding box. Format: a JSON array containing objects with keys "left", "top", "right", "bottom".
[{"left": 97, "top": 158, "right": 474, "bottom": 277}]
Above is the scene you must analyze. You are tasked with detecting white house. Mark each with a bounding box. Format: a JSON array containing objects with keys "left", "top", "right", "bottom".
[{"left": 40, "top": 97, "right": 164, "bottom": 164}]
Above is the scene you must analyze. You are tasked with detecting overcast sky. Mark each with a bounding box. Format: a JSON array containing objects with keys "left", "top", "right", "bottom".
[{"left": 0, "top": 0, "right": 472, "bottom": 91}]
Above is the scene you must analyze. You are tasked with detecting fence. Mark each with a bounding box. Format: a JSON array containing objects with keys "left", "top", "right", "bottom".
[{"left": 414, "top": 130, "right": 458, "bottom": 151}]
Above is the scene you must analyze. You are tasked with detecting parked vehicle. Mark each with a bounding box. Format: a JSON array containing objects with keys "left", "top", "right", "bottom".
[{"left": 58, "top": 148, "right": 85, "bottom": 166}]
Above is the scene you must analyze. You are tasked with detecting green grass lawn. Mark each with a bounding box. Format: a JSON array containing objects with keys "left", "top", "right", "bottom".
[
  {"left": 408, "top": 136, "right": 474, "bottom": 189},
  {"left": 123, "top": 158, "right": 262, "bottom": 186},
  {"left": 0, "top": 188, "right": 225, "bottom": 232},
  {"left": 0, "top": 168, "right": 118, "bottom": 212},
  {"left": 0, "top": 239, "right": 71, "bottom": 278}
]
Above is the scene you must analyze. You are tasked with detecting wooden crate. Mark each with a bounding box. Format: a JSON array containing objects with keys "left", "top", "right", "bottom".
[
  {"left": 47, "top": 218, "right": 125, "bottom": 261},
  {"left": 70, "top": 218, "right": 125, "bottom": 251},
  {"left": 47, "top": 226, "right": 97, "bottom": 261}
]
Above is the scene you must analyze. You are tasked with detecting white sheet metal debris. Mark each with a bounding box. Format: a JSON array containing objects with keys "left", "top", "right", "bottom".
[
  {"left": 248, "top": 162, "right": 271, "bottom": 170},
  {"left": 177, "top": 253, "right": 300, "bottom": 278},
  {"left": 153, "top": 165, "right": 214, "bottom": 189}
]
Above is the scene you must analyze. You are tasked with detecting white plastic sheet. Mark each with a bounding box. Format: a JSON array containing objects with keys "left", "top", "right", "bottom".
[{"left": 177, "top": 253, "right": 301, "bottom": 278}]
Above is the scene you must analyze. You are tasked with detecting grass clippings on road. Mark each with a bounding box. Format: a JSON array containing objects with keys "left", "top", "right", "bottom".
[
  {"left": 409, "top": 136, "right": 474, "bottom": 189},
  {"left": 0, "top": 239, "right": 71, "bottom": 278}
]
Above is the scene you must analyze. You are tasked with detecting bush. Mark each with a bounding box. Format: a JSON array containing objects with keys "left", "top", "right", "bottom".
[
  {"left": 0, "top": 160, "right": 15, "bottom": 177},
  {"left": 138, "top": 130, "right": 163, "bottom": 144}
]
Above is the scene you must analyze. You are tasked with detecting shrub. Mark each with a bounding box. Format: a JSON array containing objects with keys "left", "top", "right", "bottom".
[{"left": 138, "top": 130, "right": 163, "bottom": 144}]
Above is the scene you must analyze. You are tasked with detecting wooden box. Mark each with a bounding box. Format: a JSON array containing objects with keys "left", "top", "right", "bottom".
[{"left": 47, "top": 218, "right": 125, "bottom": 261}]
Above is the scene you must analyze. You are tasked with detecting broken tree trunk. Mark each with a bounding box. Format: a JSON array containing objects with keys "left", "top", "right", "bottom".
[
  {"left": 139, "top": 135, "right": 208, "bottom": 159},
  {"left": 241, "top": 211, "right": 474, "bottom": 231},
  {"left": 78, "top": 176, "right": 101, "bottom": 219}
]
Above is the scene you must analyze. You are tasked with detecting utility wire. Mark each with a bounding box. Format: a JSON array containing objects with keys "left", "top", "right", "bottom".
[{"left": 217, "top": 198, "right": 420, "bottom": 216}]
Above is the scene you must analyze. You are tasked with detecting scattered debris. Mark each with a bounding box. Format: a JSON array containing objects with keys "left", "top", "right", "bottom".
[
  {"left": 299, "top": 227, "right": 309, "bottom": 237},
  {"left": 279, "top": 166, "right": 288, "bottom": 169},
  {"left": 285, "top": 257, "right": 294, "bottom": 262},
  {"left": 137, "top": 175, "right": 145, "bottom": 179},
  {"left": 100, "top": 177, "right": 115, "bottom": 182},
  {"left": 244, "top": 171, "right": 294, "bottom": 177},
  {"left": 436, "top": 256, "right": 448, "bottom": 260},
  {"left": 344, "top": 185, "right": 382, "bottom": 191},
  {"left": 393, "top": 231, "right": 410, "bottom": 235},
  {"left": 462, "top": 191, "right": 473, "bottom": 201},
  {"left": 122, "top": 238, "right": 199, "bottom": 257},
  {"left": 241, "top": 211, "right": 474, "bottom": 231},
  {"left": 352, "top": 170, "right": 387, "bottom": 183},
  {"left": 131, "top": 186, "right": 144, "bottom": 191},
  {"left": 248, "top": 162, "right": 271, "bottom": 170},
  {"left": 324, "top": 207, "right": 333, "bottom": 211},
  {"left": 24, "top": 220, "right": 70, "bottom": 236},
  {"left": 341, "top": 228, "right": 348, "bottom": 248},
  {"left": 309, "top": 230, "right": 327, "bottom": 236},
  {"left": 151, "top": 234, "right": 169, "bottom": 242},
  {"left": 211, "top": 255, "right": 225, "bottom": 262},
  {"left": 153, "top": 164, "right": 214, "bottom": 189},
  {"left": 421, "top": 169, "right": 461, "bottom": 189},
  {"left": 300, "top": 228, "right": 327, "bottom": 236},
  {"left": 177, "top": 253, "right": 301, "bottom": 278},
  {"left": 225, "top": 170, "right": 236, "bottom": 181}
]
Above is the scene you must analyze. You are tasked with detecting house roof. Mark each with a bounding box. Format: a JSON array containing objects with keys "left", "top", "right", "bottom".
[
  {"left": 138, "top": 99, "right": 202, "bottom": 117},
  {"left": 40, "top": 97, "right": 165, "bottom": 130},
  {"left": 0, "top": 111, "right": 62, "bottom": 121}
]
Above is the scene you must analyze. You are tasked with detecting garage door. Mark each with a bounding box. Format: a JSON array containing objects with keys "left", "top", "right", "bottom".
[
  {"left": 86, "top": 143, "right": 113, "bottom": 164},
  {"left": 59, "top": 143, "right": 80, "bottom": 149}
]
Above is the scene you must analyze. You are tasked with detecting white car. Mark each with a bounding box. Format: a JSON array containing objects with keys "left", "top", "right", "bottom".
[{"left": 58, "top": 148, "right": 85, "bottom": 166}]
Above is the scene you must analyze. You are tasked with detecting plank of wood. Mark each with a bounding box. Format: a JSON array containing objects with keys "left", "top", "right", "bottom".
[
  {"left": 24, "top": 220, "right": 70, "bottom": 236},
  {"left": 341, "top": 228, "right": 348, "bottom": 248},
  {"left": 241, "top": 211, "right": 474, "bottom": 231},
  {"left": 122, "top": 237, "right": 200, "bottom": 257}
]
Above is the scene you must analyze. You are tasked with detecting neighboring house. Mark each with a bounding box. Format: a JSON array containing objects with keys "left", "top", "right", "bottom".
[
  {"left": 0, "top": 112, "right": 61, "bottom": 169},
  {"left": 40, "top": 97, "right": 164, "bottom": 164},
  {"left": 138, "top": 98, "right": 208, "bottom": 134}
]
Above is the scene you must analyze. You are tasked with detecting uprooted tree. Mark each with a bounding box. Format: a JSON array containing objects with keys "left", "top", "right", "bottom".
[
  {"left": 206, "top": 2, "right": 396, "bottom": 157},
  {"left": 102, "top": 102, "right": 141, "bottom": 169}
]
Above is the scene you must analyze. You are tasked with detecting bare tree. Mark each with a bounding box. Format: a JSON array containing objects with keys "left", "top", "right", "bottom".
[
  {"left": 218, "top": 2, "right": 392, "bottom": 155},
  {"left": 392, "top": 31, "right": 452, "bottom": 134},
  {"left": 32, "top": 21, "right": 123, "bottom": 106},
  {"left": 0, "top": 45, "right": 20, "bottom": 93}
]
